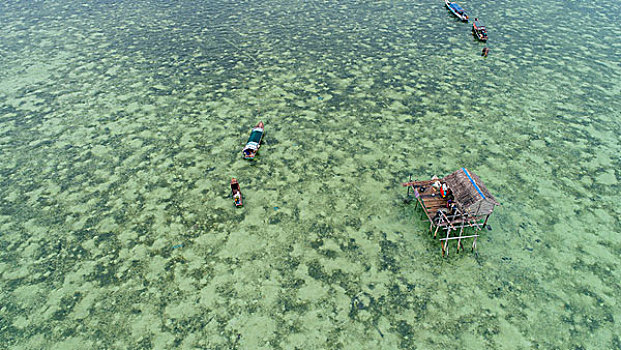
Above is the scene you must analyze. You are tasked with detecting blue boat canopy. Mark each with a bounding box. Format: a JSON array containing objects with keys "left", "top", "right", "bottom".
[
  {"left": 248, "top": 129, "right": 263, "bottom": 144},
  {"left": 450, "top": 3, "right": 465, "bottom": 12}
]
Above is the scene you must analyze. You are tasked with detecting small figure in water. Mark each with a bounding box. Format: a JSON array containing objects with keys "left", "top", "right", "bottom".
[{"left": 482, "top": 47, "right": 490, "bottom": 57}]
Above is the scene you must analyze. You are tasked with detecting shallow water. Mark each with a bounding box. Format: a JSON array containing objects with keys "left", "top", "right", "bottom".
[{"left": 1, "top": 0, "right": 619, "bottom": 349}]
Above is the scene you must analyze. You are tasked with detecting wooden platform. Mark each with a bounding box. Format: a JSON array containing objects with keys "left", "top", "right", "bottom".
[
  {"left": 403, "top": 179, "right": 487, "bottom": 256},
  {"left": 402, "top": 179, "right": 447, "bottom": 223},
  {"left": 403, "top": 170, "right": 498, "bottom": 256}
]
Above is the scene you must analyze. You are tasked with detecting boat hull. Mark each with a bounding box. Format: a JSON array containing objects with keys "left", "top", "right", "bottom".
[
  {"left": 231, "top": 178, "right": 243, "bottom": 207},
  {"left": 473, "top": 32, "right": 488, "bottom": 41},
  {"left": 472, "top": 21, "right": 488, "bottom": 41},
  {"left": 444, "top": 0, "right": 469, "bottom": 22},
  {"left": 242, "top": 121, "right": 264, "bottom": 160}
]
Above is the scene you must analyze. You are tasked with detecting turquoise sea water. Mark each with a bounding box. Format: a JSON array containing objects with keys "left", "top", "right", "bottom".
[{"left": 1, "top": 0, "right": 619, "bottom": 349}]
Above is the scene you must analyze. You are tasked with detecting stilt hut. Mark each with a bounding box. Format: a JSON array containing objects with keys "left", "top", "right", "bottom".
[{"left": 402, "top": 168, "right": 500, "bottom": 256}]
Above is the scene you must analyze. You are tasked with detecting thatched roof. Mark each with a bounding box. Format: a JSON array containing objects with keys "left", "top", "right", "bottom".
[{"left": 443, "top": 168, "right": 500, "bottom": 209}]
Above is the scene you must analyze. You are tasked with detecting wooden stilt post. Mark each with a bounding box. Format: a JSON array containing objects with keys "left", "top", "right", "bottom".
[
  {"left": 407, "top": 175, "right": 412, "bottom": 197},
  {"left": 457, "top": 214, "right": 466, "bottom": 252},
  {"left": 444, "top": 226, "right": 451, "bottom": 257},
  {"left": 482, "top": 214, "right": 490, "bottom": 229},
  {"left": 433, "top": 224, "right": 440, "bottom": 238}
]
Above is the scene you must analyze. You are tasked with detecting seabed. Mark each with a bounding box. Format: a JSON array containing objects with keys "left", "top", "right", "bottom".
[{"left": 0, "top": 0, "right": 619, "bottom": 349}]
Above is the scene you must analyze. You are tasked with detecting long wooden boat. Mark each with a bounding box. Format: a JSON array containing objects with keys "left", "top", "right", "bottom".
[
  {"left": 231, "top": 178, "right": 243, "bottom": 207},
  {"left": 472, "top": 18, "right": 488, "bottom": 41},
  {"left": 444, "top": 0, "right": 469, "bottom": 22},
  {"left": 242, "top": 121, "right": 264, "bottom": 160}
]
